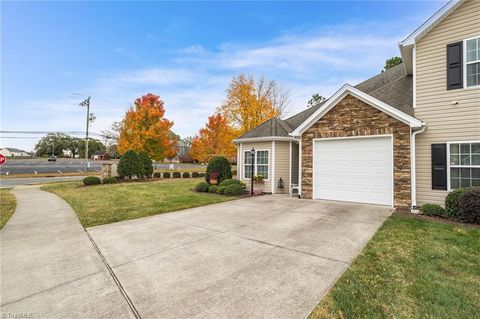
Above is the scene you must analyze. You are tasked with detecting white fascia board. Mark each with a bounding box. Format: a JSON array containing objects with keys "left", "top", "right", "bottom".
[
  {"left": 290, "top": 84, "right": 424, "bottom": 136},
  {"left": 233, "top": 136, "right": 299, "bottom": 143},
  {"left": 398, "top": 0, "right": 463, "bottom": 74},
  {"left": 399, "top": 0, "right": 463, "bottom": 47}
]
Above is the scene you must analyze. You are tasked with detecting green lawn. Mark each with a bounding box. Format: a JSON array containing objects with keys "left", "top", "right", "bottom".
[
  {"left": 309, "top": 214, "right": 480, "bottom": 319},
  {"left": 42, "top": 179, "right": 237, "bottom": 228},
  {"left": 0, "top": 188, "right": 17, "bottom": 229}
]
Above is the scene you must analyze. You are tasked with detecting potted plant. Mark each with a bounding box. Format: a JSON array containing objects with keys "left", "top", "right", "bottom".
[
  {"left": 209, "top": 171, "right": 220, "bottom": 185},
  {"left": 253, "top": 175, "right": 264, "bottom": 184}
]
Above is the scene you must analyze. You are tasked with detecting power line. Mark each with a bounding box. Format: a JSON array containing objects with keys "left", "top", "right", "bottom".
[
  {"left": 0, "top": 130, "right": 108, "bottom": 138},
  {"left": 0, "top": 137, "right": 47, "bottom": 139}
]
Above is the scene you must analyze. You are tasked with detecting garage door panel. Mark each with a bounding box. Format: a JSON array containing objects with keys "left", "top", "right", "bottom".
[{"left": 313, "top": 136, "right": 393, "bottom": 206}]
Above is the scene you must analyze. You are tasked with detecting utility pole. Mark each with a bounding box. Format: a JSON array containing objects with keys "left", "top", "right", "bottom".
[{"left": 79, "top": 97, "right": 92, "bottom": 172}]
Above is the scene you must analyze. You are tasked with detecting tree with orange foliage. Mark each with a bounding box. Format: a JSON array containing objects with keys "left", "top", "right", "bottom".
[
  {"left": 118, "top": 93, "right": 177, "bottom": 161},
  {"left": 189, "top": 113, "right": 236, "bottom": 163},
  {"left": 217, "top": 74, "right": 288, "bottom": 136}
]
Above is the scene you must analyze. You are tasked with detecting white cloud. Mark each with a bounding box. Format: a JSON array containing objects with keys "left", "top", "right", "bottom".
[{"left": 3, "top": 20, "right": 410, "bottom": 151}]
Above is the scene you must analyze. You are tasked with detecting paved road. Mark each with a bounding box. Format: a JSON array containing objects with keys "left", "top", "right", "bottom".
[
  {"left": 0, "top": 176, "right": 85, "bottom": 187},
  {"left": 0, "top": 158, "right": 104, "bottom": 175},
  {"left": 0, "top": 158, "right": 206, "bottom": 175}
]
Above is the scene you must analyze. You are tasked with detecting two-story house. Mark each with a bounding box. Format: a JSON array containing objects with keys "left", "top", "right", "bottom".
[{"left": 233, "top": 0, "right": 480, "bottom": 208}]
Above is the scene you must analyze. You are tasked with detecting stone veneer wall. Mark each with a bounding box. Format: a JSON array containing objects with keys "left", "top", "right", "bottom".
[{"left": 301, "top": 94, "right": 411, "bottom": 207}]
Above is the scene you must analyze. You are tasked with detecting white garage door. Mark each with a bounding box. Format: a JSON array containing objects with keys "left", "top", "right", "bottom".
[{"left": 313, "top": 136, "right": 393, "bottom": 206}]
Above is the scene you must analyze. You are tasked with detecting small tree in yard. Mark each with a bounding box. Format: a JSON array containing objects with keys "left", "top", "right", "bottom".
[
  {"left": 118, "top": 150, "right": 144, "bottom": 179},
  {"left": 205, "top": 156, "right": 232, "bottom": 184},
  {"left": 138, "top": 151, "right": 153, "bottom": 178}
]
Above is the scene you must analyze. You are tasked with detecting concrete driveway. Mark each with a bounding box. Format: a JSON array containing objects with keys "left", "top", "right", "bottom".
[{"left": 88, "top": 195, "right": 392, "bottom": 319}]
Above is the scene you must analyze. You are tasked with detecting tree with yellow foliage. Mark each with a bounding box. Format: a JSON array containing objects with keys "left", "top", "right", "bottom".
[
  {"left": 189, "top": 113, "right": 236, "bottom": 163},
  {"left": 118, "top": 93, "right": 177, "bottom": 161},
  {"left": 217, "top": 74, "right": 288, "bottom": 136}
]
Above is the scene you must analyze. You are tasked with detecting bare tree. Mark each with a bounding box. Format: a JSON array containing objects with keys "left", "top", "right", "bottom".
[
  {"left": 101, "top": 121, "right": 123, "bottom": 158},
  {"left": 256, "top": 76, "right": 289, "bottom": 118}
]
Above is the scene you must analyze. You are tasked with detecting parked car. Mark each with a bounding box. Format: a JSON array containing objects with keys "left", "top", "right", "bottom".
[{"left": 47, "top": 156, "right": 57, "bottom": 162}]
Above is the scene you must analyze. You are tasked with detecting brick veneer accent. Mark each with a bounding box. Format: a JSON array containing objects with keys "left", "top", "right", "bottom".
[{"left": 301, "top": 94, "right": 411, "bottom": 207}]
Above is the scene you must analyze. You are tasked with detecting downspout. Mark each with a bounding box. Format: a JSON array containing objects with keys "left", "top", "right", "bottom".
[{"left": 411, "top": 123, "right": 427, "bottom": 209}]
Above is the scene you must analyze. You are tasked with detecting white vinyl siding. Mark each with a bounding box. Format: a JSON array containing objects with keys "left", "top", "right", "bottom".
[
  {"left": 415, "top": 0, "right": 480, "bottom": 205},
  {"left": 274, "top": 141, "right": 290, "bottom": 194}
]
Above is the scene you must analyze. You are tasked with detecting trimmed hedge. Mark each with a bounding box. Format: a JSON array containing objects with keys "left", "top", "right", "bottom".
[
  {"left": 83, "top": 176, "right": 101, "bottom": 186},
  {"left": 219, "top": 179, "right": 242, "bottom": 187},
  {"left": 420, "top": 203, "right": 446, "bottom": 217},
  {"left": 118, "top": 150, "right": 144, "bottom": 179},
  {"left": 195, "top": 182, "right": 209, "bottom": 192},
  {"left": 163, "top": 172, "right": 171, "bottom": 178},
  {"left": 102, "top": 176, "right": 118, "bottom": 184},
  {"left": 192, "top": 172, "right": 200, "bottom": 178},
  {"left": 206, "top": 156, "right": 232, "bottom": 184},
  {"left": 457, "top": 188, "right": 480, "bottom": 224},
  {"left": 216, "top": 186, "right": 226, "bottom": 195},
  {"left": 172, "top": 172, "right": 181, "bottom": 178},
  {"left": 153, "top": 172, "right": 162, "bottom": 178},
  {"left": 208, "top": 185, "right": 218, "bottom": 193},
  {"left": 182, "top": 172, "right": 190, "bottom": 178},
  {"left": 138, "top": 151, "right": 153, "bottom": 178},
  {"left": 445, "top": 188, "right": 468, "bottom": 218},
  {"left": 225, "top": 184, "right": 244, "bottom": 196}
]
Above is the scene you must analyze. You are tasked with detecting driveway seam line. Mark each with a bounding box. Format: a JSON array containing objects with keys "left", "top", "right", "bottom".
[
  {"left": 108, "top": 213, "right": 286, "bottom": 269},
  {"left": 111, "top": 232, "right": 222, "bottom": 268},
  {"left": 0, "top": 270, "right": 103, "bottom": 307},
  {"left": 230, "top": 234, "right": 349, "bottom": 265},
  {"left": 84, "top": 229, "right": 142, "bottom": 319}
]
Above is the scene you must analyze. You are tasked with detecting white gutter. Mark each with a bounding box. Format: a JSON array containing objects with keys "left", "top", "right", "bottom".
[
  {"left": 411, "top": 123, "right": 427, "bottom": 208},
  {"left": 233, "top": 136, "right": 298, "bottom": 143},
  {"left": 271, "top": 141, "right": 276, "bottom": 194}
]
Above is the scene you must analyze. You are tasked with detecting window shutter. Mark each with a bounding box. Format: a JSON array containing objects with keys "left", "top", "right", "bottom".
[
  {"left": 431, "top": 144, "right": 447, "bottom": 190},
  {"left": 446, "top": 42, "right": 463, "bottom": 90}
]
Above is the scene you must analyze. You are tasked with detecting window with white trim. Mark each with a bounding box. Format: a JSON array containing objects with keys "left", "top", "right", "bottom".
[
  {"left": 243, "top": 150, "right": 269, "bottom": 179},
  {"left": 466, "top": 37, "right": 480, "bottom": 87},
  {"left": 256, "top": 150, "right": 269, "bottom": 179},
  {"left": 449, "top": 142, "right": 480, "bottom": 189}
]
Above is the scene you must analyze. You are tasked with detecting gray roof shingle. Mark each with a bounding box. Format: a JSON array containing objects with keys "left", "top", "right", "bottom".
[
  {"left": 355, "top": 63, "right": 413, "bottom": 115},
  {"left": 236, "top": 63, "right": 414, "bottom": 139}
]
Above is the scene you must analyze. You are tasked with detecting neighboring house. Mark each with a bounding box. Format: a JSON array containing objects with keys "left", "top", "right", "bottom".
[
  {"left": 233, "top": 0, "right": 479, "bottom": 208},
  {"left": 177, "top": 140, "right": 194, "bottom": 163},
  {"left": 92, "top": 151, "right": 110, "bottom": 161},
  {"left": 0, "top": 148, "right": 30, "bottom": 157}
]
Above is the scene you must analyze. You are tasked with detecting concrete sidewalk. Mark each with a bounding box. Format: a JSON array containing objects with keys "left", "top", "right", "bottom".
[{"left": 0, "top": 186, "right": 134, "bottom": 319}]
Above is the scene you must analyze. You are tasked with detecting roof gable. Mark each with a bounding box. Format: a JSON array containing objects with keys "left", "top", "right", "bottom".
[
  {"left": 400, "top": 0, "right": 464, "bottom": 47},
  {"left": 399, "top": 0, "right": 465, "bottom": 74},
  {"left": 290, "top": 84, "right": 424, "bottom": 136}
]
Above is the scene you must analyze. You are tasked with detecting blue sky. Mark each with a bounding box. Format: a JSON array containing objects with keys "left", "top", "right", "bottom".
[{"left": 1, "top": 1, "right": 445, "bottom": 151}]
